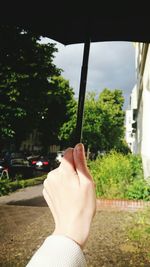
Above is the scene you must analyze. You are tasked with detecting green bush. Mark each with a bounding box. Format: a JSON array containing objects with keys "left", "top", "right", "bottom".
[
  {"left": 88, "top": 151, "right": 150, "bottom": 200},
  {"left": 1, "top": 152, "right": 149, "bottom": 201},
  {"left": 127, "top": 153, "right": 144, "bottom": 178},
  {"left": 0, "top": 180, "right": 10, "bottom": 196},
  {"left": 0, "top": 175, "right": 46, "bottom": 196},
  {"left": 126, "top": 179, "right": 150, "bottom": 200}
]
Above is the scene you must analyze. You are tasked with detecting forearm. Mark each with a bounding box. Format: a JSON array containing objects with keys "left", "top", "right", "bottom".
[{"left": 26, "top": 235, "right": 87, "bottom": 267}]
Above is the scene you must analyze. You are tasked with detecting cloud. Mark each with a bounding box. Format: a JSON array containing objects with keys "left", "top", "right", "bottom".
[
  {"left": 40, "top": 38, "right": 136, "bottom": 109},
  {"left": 86, "top": 42, "right": 136, "bottom": 108}
]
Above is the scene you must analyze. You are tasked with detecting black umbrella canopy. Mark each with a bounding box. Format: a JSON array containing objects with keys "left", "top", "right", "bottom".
[
  {"left": 29, "top": 7, "right": 150, "bottom": 44},
  {"left": 1, "top": 1, "right": 149, "bottom": 43},
  {"left": 1, "top": 1, "right": 149, "bottom": 144}
]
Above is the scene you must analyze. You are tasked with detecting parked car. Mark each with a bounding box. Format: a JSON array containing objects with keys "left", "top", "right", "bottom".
[
  {"left": 29, "top": 156, "right": 51, "bottom": 172},
  {"left": 0, "top": 159, "right": 9, "bottom": 179},
  {"left": 48, "top": 152, "right": 59, "bottom": 169},
  {"left": 0, "top": 159, "right": 6, "bottom": 171},
  {"left": 8, "top": 157, "right": 34, "bottom": 180}
]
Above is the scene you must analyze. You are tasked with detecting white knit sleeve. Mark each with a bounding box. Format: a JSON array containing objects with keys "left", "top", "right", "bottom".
[{"left": 26, "top": 235, "right": 87, "bottom": 267}]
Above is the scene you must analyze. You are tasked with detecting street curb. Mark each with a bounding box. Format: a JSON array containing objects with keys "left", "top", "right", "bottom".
[{"left": 96, "top": 199, "right": 150, "bottom": 211}]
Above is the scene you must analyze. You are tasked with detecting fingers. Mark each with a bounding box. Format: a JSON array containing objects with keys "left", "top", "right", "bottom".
[
  {"left": 73, "top": 143, "right": 93, "bottom": 182},
  {"left": 59, "top": 147, "right": 76, "bottom": 174}
]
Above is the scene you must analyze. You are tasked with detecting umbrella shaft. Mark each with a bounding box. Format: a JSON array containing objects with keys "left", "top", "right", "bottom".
[{"left": 75, "top": 39, "right": 90, "bottom": 145}]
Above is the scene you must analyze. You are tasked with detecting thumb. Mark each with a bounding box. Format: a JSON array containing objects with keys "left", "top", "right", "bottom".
[{"left": 73, "top": 143, "right": 92, "bottom": 181}]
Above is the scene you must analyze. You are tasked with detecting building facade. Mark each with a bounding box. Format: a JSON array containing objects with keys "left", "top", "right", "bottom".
[{"left": 126, "top": 43, "right": 150, "bottom": 179}]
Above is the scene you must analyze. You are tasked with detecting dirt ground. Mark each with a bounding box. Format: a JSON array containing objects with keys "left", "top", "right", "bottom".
[{"left": 0, "top": 188, "right": 150, "bottom": 267}]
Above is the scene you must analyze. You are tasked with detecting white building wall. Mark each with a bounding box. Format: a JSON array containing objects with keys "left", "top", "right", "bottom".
[
  {"left": 136, "top": 99, "right": 143, "bottom": 154},
  {"left": 125, "top": 85, "right": 138, "bottom": 153},
  {"left": 135, "top": 43, "right": 150, "bottom": 179},
  {"left": 131, "top": 85, "right": 138, "bottom": 110},
  {"left": 126, "top": 44, "right": 150, "bottom": 179},
  {"left": 125, "top": 109, "right": 134, "bottom": 152},
  {"left": 140, "top": 45, "right": 150, "bottom": 178}
]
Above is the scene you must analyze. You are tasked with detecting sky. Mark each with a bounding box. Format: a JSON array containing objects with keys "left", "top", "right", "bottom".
[{"left": 40, "top": 38, "right": 136, "bottom": 110}]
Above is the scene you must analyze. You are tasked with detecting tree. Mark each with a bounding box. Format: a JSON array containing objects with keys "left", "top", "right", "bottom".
[
  {"left": 38, "top": 76, "right": 77, "bottom": 151},
  {"left": 58, "top": 99, "right": 77, "bottom": 147},
  {"left": 98, "top": 88, "right": 125, "bottom": 151},
  {"left": 59, "top": 89, "right": 125, "bottom": 152},
  {"left": 0, "top": 25, "right": 60, "bottom": 149},
  {"left": 82, "top": 92, "right": 103, "bottom": 152}
]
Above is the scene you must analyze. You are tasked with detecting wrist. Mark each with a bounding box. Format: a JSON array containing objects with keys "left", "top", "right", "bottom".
[
  {"left": 53, "top": 232, "right": 82, "bottom": 248},
  {"left": 52, "top": 225, "right": 90, "bottom": 249}
]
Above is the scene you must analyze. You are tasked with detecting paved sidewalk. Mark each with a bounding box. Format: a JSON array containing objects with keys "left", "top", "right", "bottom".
[
  {"left": 0, "top": 184, "right": 43, "bottom": 205},
  {"left": 1, "top": 184, "right": 149, "bottom": 210}
]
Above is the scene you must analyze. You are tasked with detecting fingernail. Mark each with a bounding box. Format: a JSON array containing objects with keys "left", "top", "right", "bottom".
[{"left": 75, "top": 143, "right": 84, "bottom": 152}]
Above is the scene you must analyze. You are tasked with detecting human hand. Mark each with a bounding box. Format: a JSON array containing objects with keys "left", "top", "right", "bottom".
[{"left": 43, "top": 143, "right": 96, "bottom": 248}]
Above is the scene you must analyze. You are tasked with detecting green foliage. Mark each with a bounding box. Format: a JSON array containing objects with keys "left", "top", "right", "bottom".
[
  {"left": 0, "top": 175, "right": 46, "bottom": 196},
  {"left": 59, "top": 88, "right": 125, "bottom": 151},
  {"left": 88, "top": 151, "right": 150, "bottom": 200},
  {"left": 89, "top": 151, "right": 132, "bottom": 198},
  {"left": 58, "top": 104, "right": 77, "bottom": 147},
  {"left": 127, "top": 208, "right": 150, "bottom": 260},
  {"left": 82, "top": 92, "right": 102, "bottom": 151},
  {"left": 0, "top": 25, "right": 77, "bottom": 151},
  {"left": 126, "top": 179, "right": 150, "bottom": 200},
  {"left": 82, "top": 89, "right": 125, "bottom": 153},
  {"left": 0, "top": 25, "right": 60, "bottom": 148},
  {"left": 39, "top": 76, "right": 76, "bottom": 148},
  {"left": 0, "top": 180, "right": 10, "bottom": 196},
  {"left": 127, "top": 153, "right": 143, "bottom": 178}
]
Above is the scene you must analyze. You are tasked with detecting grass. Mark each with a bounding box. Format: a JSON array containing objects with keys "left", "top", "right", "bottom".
[{"left": 127, "top": 207, "right": 150, "bottom": 261}]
